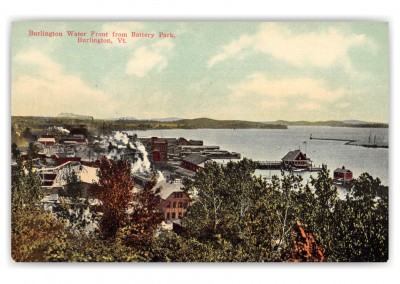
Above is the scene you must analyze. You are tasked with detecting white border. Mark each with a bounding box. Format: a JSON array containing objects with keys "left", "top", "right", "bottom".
[{"left": 1, "top": 1, "right": 398, "bottom": 284}]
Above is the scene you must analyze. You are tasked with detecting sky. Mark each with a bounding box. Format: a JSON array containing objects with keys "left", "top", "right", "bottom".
[{"left": 11, "top": 22, "right": 389, "bottom": 123}]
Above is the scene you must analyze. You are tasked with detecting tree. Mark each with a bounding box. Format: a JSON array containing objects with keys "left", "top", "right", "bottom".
[
  {"left": 287, "top": 221, "right": 325, "bottom": 262},
  {"left": 181, "top": 159, "right": 300, "bottom": 261},
  {"left": 118, "top": 176, "right": 163, "bottom": 250},
  {"left": 332, "top": 174, "right": 388, "bottom": 261},
  {"left": 12, "top": 204, "right": 75, "bottom": 262},
  {"left": 11, "top": 144, "right": 42, "bottom": 211},
  {"left": 182, "top": 161, "right": 232, "bottom": 242},
  {"left": 304, "top": 165, "right": 339, "bottom": 259},
  {"left": 53, "top": 171, "right": 95, "bottom": 234},
  {"left": 91, "top": 157, "right": 134, "bottom": 239}
]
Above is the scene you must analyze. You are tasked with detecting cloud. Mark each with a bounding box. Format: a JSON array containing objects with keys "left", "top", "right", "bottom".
[
  {"left": 208, "top": 23, "right": 367, "bottom": 69},
  {"left": 207, "top": 34, "right": 254, "bottom": 68},
  {"left": 338, "top": 102, "right": 351, "bottom": 109},
  {"left": 126, "top": 40, "right": 174, "bottom": 77},
  {"left": 297, "top": 102, "right": 320, "bottom": 111},
  {"left": 229, "top": 73, "right": 346, "bottom": 102},
  {"left": 12, "top": 50, "right": 114, "bottom": 117},
  {"left": 261, "top": 100, "right": 288, "bottom": 109}
]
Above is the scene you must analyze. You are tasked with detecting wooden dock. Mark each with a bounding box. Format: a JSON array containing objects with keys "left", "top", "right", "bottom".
[
  {"left": 255, "top": 160, "right": 324, "bottom": 172},
  {"left": 308, "top": 166, "right": 324, "bottom": 172},
  {"left": 255, "top": 161, "right": 282, "bottom": 169},
  {"left": 310, "top": 134, "right": 355, "bottom": 143}
]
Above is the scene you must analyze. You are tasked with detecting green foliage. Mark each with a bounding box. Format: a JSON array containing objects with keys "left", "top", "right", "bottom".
[
  {"left": 182, "top": 159, "right": 302, "bottom": 261},
  {"left": 11, "top": 144, "right": 43, "bottom": 211},
  {"left": 11, "top": 143, "right": 388, "bottom": 262},
  {"left": 330, "top": 174, "right": 388, "bottom": 261},
  {"left": 153, "top": 231, "right": 240, "bottom": 262},
  {"left": 12, "top": 203, "right": 145, "bottom": 262},
  {"left": 12, "top": 205, "right": 73, "bottom": 262},
  {"left": 179, "top": 160, "right": 388, "bottom": 262},
  {"left": 118, "top": 177, "right": 164, "bottom": 249}
]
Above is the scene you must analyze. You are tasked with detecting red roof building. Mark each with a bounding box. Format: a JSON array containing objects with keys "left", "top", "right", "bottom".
[
  {"left": 333, "top": 166, "right": 353, "bottom": 182},
  {"left": 181, "top": 154, "right": 210, "bottom": 172},
  {"left": 38, "top": 135, "right": 56, "bottom": 146},
  {"left": 53, "top": 152, "right": 81, "bottom": 165},
  {"left": 62, "top": 137, "right": 88, "bottom": 145},
  {"left": 281, "top": 150, "right": 311, "bottom": 168}
]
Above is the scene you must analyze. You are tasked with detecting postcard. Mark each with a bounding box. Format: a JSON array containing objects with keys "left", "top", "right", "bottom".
[{"left": 11, "top": 22, "right": 388, "bottom": 262}]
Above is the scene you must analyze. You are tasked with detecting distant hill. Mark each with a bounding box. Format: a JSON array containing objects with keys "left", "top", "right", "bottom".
[
  {"left": 149, "top": 117, "right": 183, "bottom": 122},
  {"left": 264, "top": 120, "right": 388, "bottom": 128},
  {"left": 93, "top": 117, "right": 287, "bottom": 130},
  {"left": 111, "top": 117, "right": 182, "bottom": 122},
  {"left": 112, "top": 117, "right": 138, "bottom": 121},
  {"left": 58, "top": 113, "right": 93, "bottom": 120},
  {"left": 174, "top": 117, "right": 287, "bottom": 129},
  {"left": 341, "top": 120, "right": 368, "bottom": 125}
]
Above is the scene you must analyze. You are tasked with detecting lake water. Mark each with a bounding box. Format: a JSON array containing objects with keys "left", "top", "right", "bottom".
[{"left": 131, "top": 126, "right": 389, "bottom": 188}]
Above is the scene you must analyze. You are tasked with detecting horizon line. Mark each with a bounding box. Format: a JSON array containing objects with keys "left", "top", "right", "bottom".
[{"left": 10, "top": 115, "right": 389, "bottom": 124}]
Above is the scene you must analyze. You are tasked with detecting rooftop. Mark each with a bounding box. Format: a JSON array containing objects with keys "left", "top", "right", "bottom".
[
  {"left": 81, "top": 165, "right": 99, "bottom": 184},
  {"left": 153, "top": 180, "right": 184, "bottom": 200},
  {"left": 38, "top": 137, "right": 56, "bottom": 142},
  {"left": 334, "top": 167, "right": 352, "bottom": 173},
  {"left": 282, "top": 150, "right": 309, "bottom": 161},
  {"left": 54, "top": 152, "right": 76, "bottom": 158},
  {"left": 182, "top": 154, "right": 210, "bottom": 165}
]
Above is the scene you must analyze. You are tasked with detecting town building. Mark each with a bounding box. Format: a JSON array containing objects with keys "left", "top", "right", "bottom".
[
  {"left": 151, "top": 137, "right": 168, "bottom": 162},
  {"left": 154, "top": 180, "right": 190, "bottom": 221},
  {"left": 37, "top": 161, "right": 83, "bottom": 191},
  {"left": 53, "top": 152, "right": 82, "bottom": 165},
  {"left": 38, "top": 135, "right": 56, "bottom": 146},
  {"left": 61, "top": 136, "right": 88, "bottom": 145}
]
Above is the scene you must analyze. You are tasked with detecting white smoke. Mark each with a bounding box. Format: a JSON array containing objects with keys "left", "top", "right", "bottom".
[
  {"left": 157, "top": 171, "right": 165, "bottom": 182},
  {"left": 113, "top": 131, "right": 129, "bottom": 145},
  {"left": 102, "top": 131, "right": 151, "bottom": 174},
  {"left": 106, "top": 149, "right": 120, "bottom": 160},
  {"left": 130, "top": 141, "right": 151, "bottom": 174},
  {"left": 54, "top": 126, "right": 70, "bottom": 134}
]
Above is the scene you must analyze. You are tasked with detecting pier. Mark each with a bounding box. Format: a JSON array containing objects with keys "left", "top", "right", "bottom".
[
  {"left": 310, "top": 134, "right": 388, "bottom": 148},
  {"left": 255, "top": 160, "right": 324, "bottom": 172},
  {"left": 255, "top": 161, "right": 282, "bottom": 169},
  {"left": 309, "top": 134, "right": 355, "bottom": 143}
]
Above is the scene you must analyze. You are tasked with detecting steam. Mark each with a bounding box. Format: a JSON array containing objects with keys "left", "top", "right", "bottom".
[
  {"left": 113, "top": 131, "right": 129, "bottom": 145},
  {"left": 53, "top": 126, "right": 70, "bottom": 134},
  {"left": 130, "top": 141, "right": 151, "bottom": 174},
  {"left": 106, "top": 149, "right": 120, "bottom": 160},
  {"left": 157, "top": 171, "right": 165, "bottom": 182},
  {"left": 102, "top": 131, "right": 151, "bottom": 174}
]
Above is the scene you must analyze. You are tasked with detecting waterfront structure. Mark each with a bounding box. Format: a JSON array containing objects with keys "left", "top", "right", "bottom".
[
  {"left": 154, "top": 180, "right": 190, "bottom": 221},
  {"left": 151, "top": 137, "right": 168, "bottom": 161},
  {"left": 333, "top": 166, "right": 353, "bottom": 183},
  {"left": 178, "top": 137, "right": 203, "bottom": 146},
  {"left": 281, "top": 150, "right": 311, "bottom": 169},
  {"left": 181, "top": 154, "right": 210, "bottom": 171}
]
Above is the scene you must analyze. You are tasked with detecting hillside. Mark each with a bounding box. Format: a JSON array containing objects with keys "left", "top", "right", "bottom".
[{"left": 266, "top": 120, "right": 388, "bottom": 128}]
